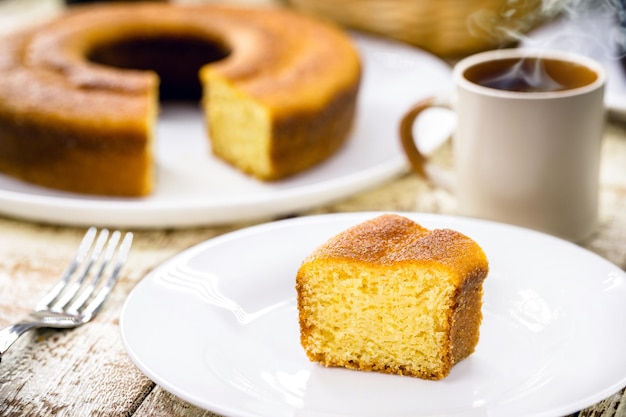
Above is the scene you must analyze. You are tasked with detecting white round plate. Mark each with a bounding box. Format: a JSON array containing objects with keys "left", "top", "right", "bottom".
[
  {"left": 120, "top": 212, "right": 626, "bottom": 417},
  {"left": 0, "top": 33, "right": 451, "bottom": 228},
  {"left": 523, "top": 10, "right": 626, "bottom": 119}
]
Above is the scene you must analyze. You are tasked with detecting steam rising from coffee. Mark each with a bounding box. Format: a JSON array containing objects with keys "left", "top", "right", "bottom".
[
  {"left": 473, "top": 59, "right": 565, "bottom": 92},
  {"left": 468, "top": 0, "right": 626, "bottom": 59},
  {"left": 467, "top": 0, "right": 620, "bottom": 92}
]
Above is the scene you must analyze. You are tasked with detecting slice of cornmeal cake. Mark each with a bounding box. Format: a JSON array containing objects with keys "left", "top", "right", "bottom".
[{"left": 296, "top": 214, "right": 489, "bottom": 380}]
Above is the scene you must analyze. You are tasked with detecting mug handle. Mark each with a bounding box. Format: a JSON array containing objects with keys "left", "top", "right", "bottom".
[{"left": 399, "top": 95, "right": 455, "bottom": 190}]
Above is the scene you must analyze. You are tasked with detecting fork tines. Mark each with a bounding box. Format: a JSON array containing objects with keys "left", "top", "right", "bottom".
[{"left": 34, "top": 227, "right": 133, "bottom": 318}]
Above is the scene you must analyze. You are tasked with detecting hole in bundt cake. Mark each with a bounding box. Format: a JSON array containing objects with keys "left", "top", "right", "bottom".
[{"left": 87, "top": 36, "right": 231, "bottom": 101}]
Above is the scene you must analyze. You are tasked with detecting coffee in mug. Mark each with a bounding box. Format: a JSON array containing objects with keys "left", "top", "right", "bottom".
[
  {"left": 400, "top": 49, "right": 606, "bottom": 242},
  {"left": 464, "top": 57, "right": 598, "bottom": 92}
]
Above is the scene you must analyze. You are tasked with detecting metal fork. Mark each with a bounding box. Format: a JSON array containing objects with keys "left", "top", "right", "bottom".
[{"left": 0, "top": 227, "right": 133, "bottom": 362}]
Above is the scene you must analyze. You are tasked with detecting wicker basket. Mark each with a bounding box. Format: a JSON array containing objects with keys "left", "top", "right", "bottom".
[{"left": 286, "top": 0, "right": 547, "bottom": 58}]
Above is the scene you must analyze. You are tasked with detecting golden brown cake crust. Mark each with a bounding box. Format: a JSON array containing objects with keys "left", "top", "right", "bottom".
[
  {"left": 296, "top": 214, "right": 489, "bottom": 380},
  {"left": 302, "top": 214, "right": 489, "bottom": 283},
  {"left": 0, "top": 3, "right": 361, "bottom": 195}
]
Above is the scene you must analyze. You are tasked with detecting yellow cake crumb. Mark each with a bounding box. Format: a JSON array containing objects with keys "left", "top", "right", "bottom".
[{"left": 296, "top": 214, "right": 489, "bottom": 380}]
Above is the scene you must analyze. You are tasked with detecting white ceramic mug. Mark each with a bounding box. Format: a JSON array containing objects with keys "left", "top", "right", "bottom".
[{"left": 400, "top": 48, "right": 606, "bottom": 242}]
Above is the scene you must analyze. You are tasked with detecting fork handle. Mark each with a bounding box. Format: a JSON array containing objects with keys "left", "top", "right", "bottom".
[{"left": 0, "top": 321, "right": 42, "bottom": 362}]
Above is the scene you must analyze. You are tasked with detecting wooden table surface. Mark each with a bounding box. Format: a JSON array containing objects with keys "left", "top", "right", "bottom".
[
  {"left": 0, "top": 120, "right": 624, "bottom": 417},
  {"left": 1, "top": 1, "right": 626, "bottom": 416}
]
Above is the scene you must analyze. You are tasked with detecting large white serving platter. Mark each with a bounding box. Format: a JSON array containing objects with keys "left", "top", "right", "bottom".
[
  {"left": 120, "top": 212, "right": 626, "bottom": 417},
  {"left": 0, "top": 33, "right": 452, "bottom": 228}
]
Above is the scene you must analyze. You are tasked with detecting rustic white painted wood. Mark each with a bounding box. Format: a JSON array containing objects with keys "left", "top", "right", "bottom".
[{"left": 0, "top": 123, "right": 624, "bottom": 416}]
